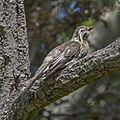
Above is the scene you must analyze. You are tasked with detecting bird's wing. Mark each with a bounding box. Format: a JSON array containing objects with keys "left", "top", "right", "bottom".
[{"left": 35, "top": 41, "right": 80, "bottom": 78}]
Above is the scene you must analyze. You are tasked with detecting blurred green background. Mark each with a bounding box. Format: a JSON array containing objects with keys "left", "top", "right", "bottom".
[{"left": 24, "top": 0, "right": 120, "bottom": 120}]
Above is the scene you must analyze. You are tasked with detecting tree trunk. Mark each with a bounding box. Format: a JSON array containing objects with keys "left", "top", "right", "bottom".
[{"left": 0, "top": 0, "right": 30, "bottom": 119}]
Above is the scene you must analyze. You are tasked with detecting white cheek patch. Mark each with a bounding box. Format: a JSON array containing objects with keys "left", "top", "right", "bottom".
[{"left": 80, "top": 34, "right": 84, "bottom": 44}]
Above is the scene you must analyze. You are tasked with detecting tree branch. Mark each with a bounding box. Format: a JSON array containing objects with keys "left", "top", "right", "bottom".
[{"left": 10, "top": 37, "right": 120, "bottom": 120}]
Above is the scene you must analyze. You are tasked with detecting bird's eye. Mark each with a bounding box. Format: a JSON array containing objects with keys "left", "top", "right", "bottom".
[{"left": 78, "top": 29, "right": 84, "bottom": 34}]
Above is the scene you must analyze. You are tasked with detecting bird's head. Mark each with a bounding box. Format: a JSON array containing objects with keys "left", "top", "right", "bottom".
[{"left": 72, "top": 26, "right": 93, "bottom": 44}]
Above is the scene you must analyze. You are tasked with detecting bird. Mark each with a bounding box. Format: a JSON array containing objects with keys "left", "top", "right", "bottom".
[
  {"left": 35, "top": 26, "right": 93, "bottom": 77},
  {"left": 18, "top": 26, "right": 93, "bottom": 98}
]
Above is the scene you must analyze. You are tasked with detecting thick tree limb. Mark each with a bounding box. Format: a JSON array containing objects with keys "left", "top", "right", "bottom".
[{"left": 10, "top": 38, "right": 120, "bottom": 120}]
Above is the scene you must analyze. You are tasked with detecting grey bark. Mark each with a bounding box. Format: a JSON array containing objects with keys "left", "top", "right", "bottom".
[{"left": 0, "top": 0, "right": 30, "bottom": 120}]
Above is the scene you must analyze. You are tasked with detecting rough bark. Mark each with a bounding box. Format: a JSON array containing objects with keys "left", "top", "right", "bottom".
[
  {"left": 0, "top": 0, "right": 30, "bottom": 120},
  {"left": 10, "top": 37, "right": 120, "bottom": 120}
]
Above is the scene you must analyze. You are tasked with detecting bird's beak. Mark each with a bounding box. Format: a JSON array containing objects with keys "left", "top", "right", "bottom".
[{"left": 88, "top": 27, "right": 93, "bottom": 31}]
